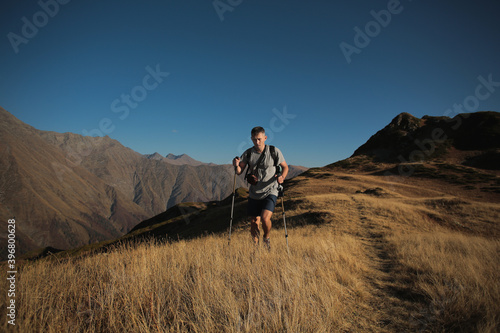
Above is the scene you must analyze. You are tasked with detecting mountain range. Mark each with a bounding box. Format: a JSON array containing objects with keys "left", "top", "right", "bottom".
[
  {"left": 11, "top": 110, "right": 499, "bottom": 332},
  {"left": 22, "top": 110, "right": 499, "bottom": 261},
  {"left": 146, "top": 152, "right": 217, "bottom": 166},
  {"left": 0, "top": 107, "right": 307, "bottom": 257}
]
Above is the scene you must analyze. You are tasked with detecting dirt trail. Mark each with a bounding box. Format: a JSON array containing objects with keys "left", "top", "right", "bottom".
[{"left": 351, "top": 195, "right": 426, "bottom": 332}]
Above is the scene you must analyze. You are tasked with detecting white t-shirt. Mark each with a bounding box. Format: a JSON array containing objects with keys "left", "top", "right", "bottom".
[{"left": 241, "top": 145, "right": 285, "bottom": 200}]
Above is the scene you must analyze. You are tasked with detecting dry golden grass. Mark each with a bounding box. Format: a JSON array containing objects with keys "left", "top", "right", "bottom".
[
  {"left": 2, "top": 168, "right": 499, "bottom": 332},
  {"left": 2, "top": 229, "right": 382, "bottom": 332},
  {"left": 391, "top": 231, "right": 500, "bottom": 332}
]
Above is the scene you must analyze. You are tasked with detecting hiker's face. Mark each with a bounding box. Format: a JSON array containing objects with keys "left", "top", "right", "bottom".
[{"left": 251, "top": 133, "right": 267, "bottom": 150}]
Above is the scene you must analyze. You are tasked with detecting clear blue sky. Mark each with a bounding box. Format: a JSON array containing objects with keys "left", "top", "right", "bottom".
[{"left": 1, "top": 0, "right": 499, "bottom": 167}]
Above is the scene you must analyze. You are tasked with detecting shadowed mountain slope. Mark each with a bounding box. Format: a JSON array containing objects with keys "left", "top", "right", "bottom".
[{"left": 352, "top": 111, "right": 500, "bottom": 170}]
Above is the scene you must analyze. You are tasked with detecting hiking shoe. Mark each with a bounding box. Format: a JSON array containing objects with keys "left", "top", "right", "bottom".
[{"left": 263, "top": 238, "right": 271, "bottom": 251}]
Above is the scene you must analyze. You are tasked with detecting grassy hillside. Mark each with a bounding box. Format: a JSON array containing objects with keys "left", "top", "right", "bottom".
[{"left": 2, "top": 162, "right": 499, "bottom": 332}]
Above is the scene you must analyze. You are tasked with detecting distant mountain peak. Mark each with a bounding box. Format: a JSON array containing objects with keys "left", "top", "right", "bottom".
[
  {"left": 145, "top": 153, "right": 196, "bottom": 164},
  {"left": 165, "top": 153, "right": 186, "bottom": 160},
  {"left": 163, "top": 153, "right": 206, "bottom": 166},
  {"left": 145, "top": 152, "right": 165, "bottom": 161},
  {"left": 388, "top": 112, "right": 422, "bottom": 132}
]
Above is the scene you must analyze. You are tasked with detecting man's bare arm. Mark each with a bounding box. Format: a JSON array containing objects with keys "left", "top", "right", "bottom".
[
  {"left": 278, "top": 161, "right": 289, "bottom": 183},
  {"left": 233, "top": 157, "right": 247, "bottom": 175}
]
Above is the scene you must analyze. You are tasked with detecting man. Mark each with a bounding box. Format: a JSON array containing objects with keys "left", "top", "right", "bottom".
[{"left": 233, "top": 126, "right": 288, "bottom": 248}]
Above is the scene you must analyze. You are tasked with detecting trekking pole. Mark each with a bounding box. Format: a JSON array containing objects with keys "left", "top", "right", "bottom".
[
  {"left": 278, "top": 184, "right": 289, "bottom": 254},
  {"left": 228, "top": 161, "right": 237, "bottom": 245}
]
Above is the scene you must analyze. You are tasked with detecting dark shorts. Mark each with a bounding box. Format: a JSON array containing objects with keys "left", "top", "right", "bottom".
[{"left": 247, "top": 195, "right": 278, "bottom": 217}]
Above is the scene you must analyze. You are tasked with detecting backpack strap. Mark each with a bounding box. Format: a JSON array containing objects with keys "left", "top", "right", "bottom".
[
  {"left": 244, "top": 145, "right": 267, "bottom": 179},
  {"left": 245, "top": 147, "right": 252, "bottom": 162},
  {"left": 244, "top": 145, "right": 281, "bottom": 175},
  {"left": 243, "top": 147, "right": 251, "bottom": 179},
  {"left": 253, "top": 145, "right": 268, "bottom": 172},
  {"left": 269, "top": 145, "right": 281, "bottom": 174}
]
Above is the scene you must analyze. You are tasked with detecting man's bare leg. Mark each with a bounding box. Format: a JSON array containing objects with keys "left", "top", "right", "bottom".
[
  {"left": 261, "top": 209, "right": 273, "bottom": 247},
  {"left": 250, "top": 216, "right": 260, "bottom": 245}
]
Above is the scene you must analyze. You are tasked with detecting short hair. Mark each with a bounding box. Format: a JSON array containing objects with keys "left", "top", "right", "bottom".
[{"left": 251, "top": 126, "right": 265, "bottom": 136}]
